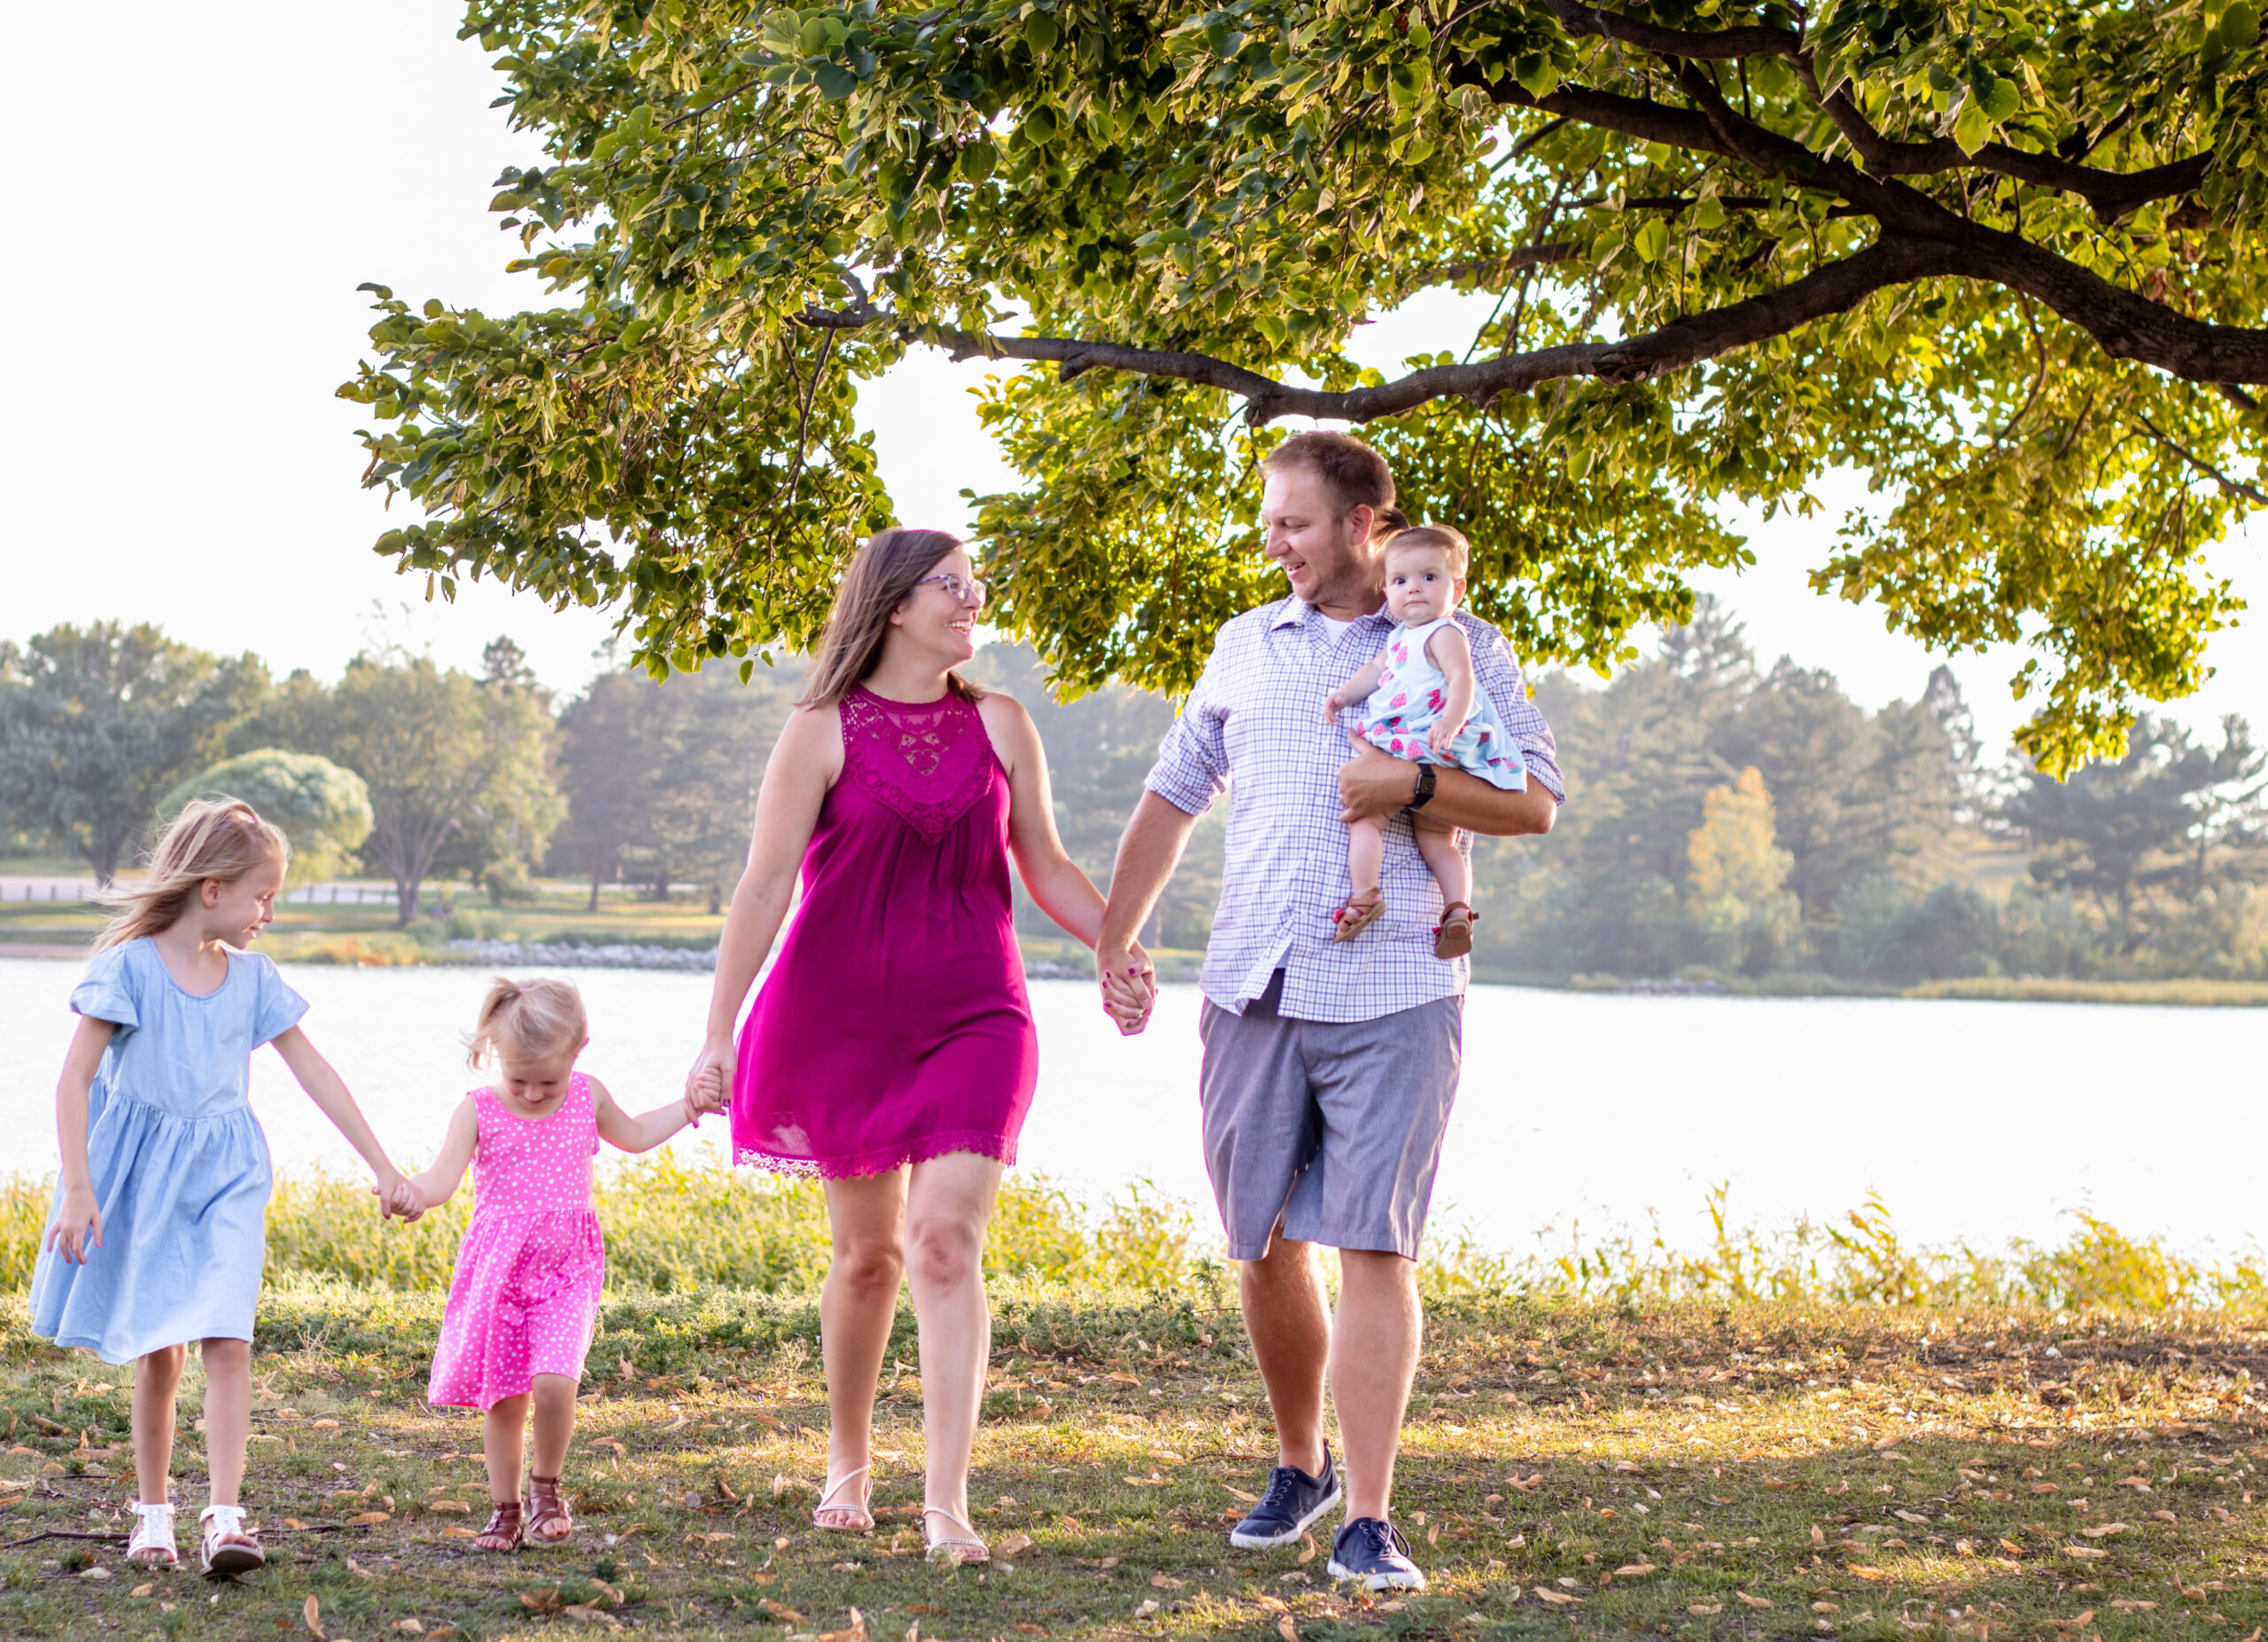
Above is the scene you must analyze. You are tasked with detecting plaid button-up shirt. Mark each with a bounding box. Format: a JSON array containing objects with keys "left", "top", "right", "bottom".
[{"left": 1146, "top": 596, "right": 1564, "bottom": 1023}]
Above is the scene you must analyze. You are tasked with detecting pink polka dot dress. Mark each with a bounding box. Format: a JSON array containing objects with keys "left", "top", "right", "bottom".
[{"left": 428, "top": 1074, "right": 607, "bottom": 1411}]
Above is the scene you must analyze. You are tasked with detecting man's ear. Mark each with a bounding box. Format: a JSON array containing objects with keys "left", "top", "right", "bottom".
[{"left": 1345, "top": 504, "right": 1377, "bottom": 547}]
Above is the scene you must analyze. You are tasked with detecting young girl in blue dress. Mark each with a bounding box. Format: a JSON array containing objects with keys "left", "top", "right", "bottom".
[
  {"left": 1323, "top": 525, "right": 1527, "bottom": 959},
  {"left": 31, "top": 799, "right": 414, "bottom": 1576}
]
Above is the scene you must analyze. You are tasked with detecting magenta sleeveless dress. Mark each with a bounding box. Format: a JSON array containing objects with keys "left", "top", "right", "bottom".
[
  {"left": 733, "top": 685, "right": 1038, "bottom": 1178},
  {"left": 428, "top": 1075, "right": 607, "bottom": 1410}
]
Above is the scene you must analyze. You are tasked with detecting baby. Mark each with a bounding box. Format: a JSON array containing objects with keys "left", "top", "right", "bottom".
[{"left": 1322, "top": 525, "right": 1526, "bottom": 959}]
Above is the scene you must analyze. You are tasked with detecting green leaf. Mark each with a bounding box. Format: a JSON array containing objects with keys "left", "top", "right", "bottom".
[
  {"left": 1952, "top": 97, "right": 1992, "bottom": 156},
  {"left": 2223, "top": 1, "right": 2260, "bottom": 46},
  {"left": 1021, "top": 104, "right": 1057, "bottom": 144},
  {"left": 1633, "top": 217, "right": 1669, "bottom": 262},
  {"left": 1979, "top": 74, "right": 2020, "bottom": 122},
  {"left": 1023, "top": 12, "right": 1060, "bottom": 53}
]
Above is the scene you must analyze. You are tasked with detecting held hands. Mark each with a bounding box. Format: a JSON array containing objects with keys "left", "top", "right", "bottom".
[
  {"left": 683, "top": 1065, "right": 728, "bottom": 1128},
  {"left": 373, "top": 1168, "right": 425, "bottom": 1224},
  {"left": 1097, "top": 941, "right": 1158, "bottom": 1037},
  {"left": 43, "top": 1181, "right": 103, "bottom": 1265}
]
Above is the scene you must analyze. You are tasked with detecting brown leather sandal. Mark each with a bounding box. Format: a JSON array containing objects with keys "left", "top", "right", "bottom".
[
  {"left": 1433, "top": 901, "right": 1477, "bottom": 960},
  {"left": 525, "top": 1475, "right": 573, "bottom": 1545},
  {"left": 1332, "top": 890, "right": 1386, "bottom": 942},
  {"left": 474, "top": 1499, "right": 525, "bottom": 1553}
]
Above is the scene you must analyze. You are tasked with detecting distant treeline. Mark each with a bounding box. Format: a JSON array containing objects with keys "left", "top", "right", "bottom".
[{"left": 1, "top": 613, "right": 2260, "bottom": 979}]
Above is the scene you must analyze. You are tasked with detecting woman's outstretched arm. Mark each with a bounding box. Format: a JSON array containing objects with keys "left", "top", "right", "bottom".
[{"left": 688, "top": 704, "right": 842, "bottom": 1108}]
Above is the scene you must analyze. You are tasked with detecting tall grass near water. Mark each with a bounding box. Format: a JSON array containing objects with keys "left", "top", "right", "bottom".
[{"left": 0, "top": 1163, "right": 2257, "bottom": 1312}]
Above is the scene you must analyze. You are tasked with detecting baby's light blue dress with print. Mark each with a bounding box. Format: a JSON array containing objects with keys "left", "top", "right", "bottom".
[
  {"left": 27, "top": 938, "right": 307, "bottom": 1365},
  {"left": 1355, "top": 615, "right": 1529, "bottom": 791}
]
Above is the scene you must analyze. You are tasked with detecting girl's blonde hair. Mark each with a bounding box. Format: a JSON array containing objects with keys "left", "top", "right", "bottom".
[
  {"left": 796, "top": 527, "right": 985, "bottom": 709},
  {"left": 466, "top": 977, "right": 589, "bottom": 1070},
  {"left": 96, "top": 798, "right": 290, "bottom": 949},
  {"left": 1382, "top": 524, "right": 1472, "bottom": 579}
]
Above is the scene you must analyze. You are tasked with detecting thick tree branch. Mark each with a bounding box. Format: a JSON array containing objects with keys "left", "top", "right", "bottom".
[
  {"left": 802, "top": 236, "right": 1962, "bottom": 424},
  {"left": 1813, "top": 83, "right": 2209, "bottom": 222},
  {"left": 1488, "top": 3, "right": 2212, "bottom": 220},
  {"left": 1536, "top": 0, "right": 1801, "bottom": 60}
]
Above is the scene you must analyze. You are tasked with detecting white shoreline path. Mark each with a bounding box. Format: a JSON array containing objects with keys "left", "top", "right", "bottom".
[{"left": 0, "top": 957, "right": 2256, "bottom": 1266}]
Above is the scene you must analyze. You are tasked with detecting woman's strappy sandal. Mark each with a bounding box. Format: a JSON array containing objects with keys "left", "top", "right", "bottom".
[
  {"left": 1433, "top": 901, "right": 1477, "bottom": 960},
  {"left": 922, "top": 1506, "right": 990, "bottom": 1566},
  {"left": 524, "top": 1475, "right": 573, "bottom": 1545},
  {"left": 198, "top": 1504, "right": 264, "bottom": 1577},
  {"left": 127, "top": 1501, "right": 178, "bottom": 1568},
  {"left": 1332, "top": 891, "right": 1386, "bottom": 942},
  {"left": 812, "top": 1464, "right": 874, "bottom": 1534},
  {"left": 474, "top": 1499, "right": 525, "bottom": 1553}
]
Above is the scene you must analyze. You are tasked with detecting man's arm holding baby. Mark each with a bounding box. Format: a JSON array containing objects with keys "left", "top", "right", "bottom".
[{"left": 1342, "top": 621, "right": 1557, "bottom": 836}]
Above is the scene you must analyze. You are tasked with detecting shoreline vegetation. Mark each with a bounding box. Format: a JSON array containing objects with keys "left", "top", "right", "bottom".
[
  {"left": 2, "top": 1163, "right": 2261, "bottom": 1313},
  {"left": 2, "top": 884, "right": 2262, "bottom": 1005},
  {"left": 1, "top": 1173, "right": 2264, "bottom": 1640}
]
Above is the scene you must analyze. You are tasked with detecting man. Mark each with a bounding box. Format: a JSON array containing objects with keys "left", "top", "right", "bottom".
[{"left": 1096, "top": 431, "right": 1560, "bottom": 1591}]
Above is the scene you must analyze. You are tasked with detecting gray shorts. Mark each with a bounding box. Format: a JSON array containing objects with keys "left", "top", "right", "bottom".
[{"left": 1197, "top": 970, "right": 1464, "bottom": 1261}]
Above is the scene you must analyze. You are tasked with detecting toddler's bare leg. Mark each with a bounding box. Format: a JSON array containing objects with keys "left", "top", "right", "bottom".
[
  {"left": 484, "top": 1394, "right": 532, "bottom": 1505},
  {"left": 529, "top": 1374, "right": 577, "bottom": 1482},
  {"left": 1412, "top": 812, "right": 1471, "bottom": 908},
  {"left": 1348, "top": 814, "right": 1386, "bottom": 899},
  {"left": 133, "top": 1345, "right": 188, "bottom": 1506}
]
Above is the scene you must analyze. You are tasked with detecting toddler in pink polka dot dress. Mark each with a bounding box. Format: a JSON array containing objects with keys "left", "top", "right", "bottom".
[{"left": 392, "top": 977, "right": 725, "bottom": 1553}]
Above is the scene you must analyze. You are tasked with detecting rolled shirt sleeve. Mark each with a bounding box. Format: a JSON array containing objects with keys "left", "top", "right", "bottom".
[{"left": 1144, "top": 639, "right": 1233, "bottom": 817}]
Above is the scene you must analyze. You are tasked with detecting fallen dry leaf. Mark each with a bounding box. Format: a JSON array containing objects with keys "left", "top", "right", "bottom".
[
  {"left": 1105, "top": 1373, "right": 1142, "bottom": 1387},
  {"left": 346, "top": 1556, "right": 375, "bottom": 1579},
  {"left": 521, "top": 1587, "right": 563, "bottom": 1615},
  {"left": 1614, "top": 1563, "right": 1658, "bottom": 1576},
  {"left": 305, "top": 1594, "right": 327, "bottom": 1639},
  {"left": 2154, "top": 1511, "right": 2180, "bottom": 1525},
  {"left": 349, "top": 1511, "right": 391, "bottom": 1526},
  {"left": 994, "top": 1533, "right": 1036, "bottom": 1559},
  {"left": 1134, "top": 1599, "right": 1160, "bottom": 1618},
  {"left": 2079, "top": 1523, "right": 2128, "bottom": 1538},
  {"left": 1225, "top": 1485, "right": 1260, "bottom": 1505},
  {"left": 760, "top": 1600, "right": 806, "bottom": 1623},
  {"left": 129, "top": 1584, "right": 153, "bottom": 1599},
  {"left": 2063, "top": 1545, "right": 2108, "bottom": 1560},
  {"left": 393, "top": 1623, "right": 426, "bottom": 1635},
  {"left": 1847, "top": 1566, "right": 1891, "bottom": 1582},
  {"left": 1689, "top": 1603, "right": 1724, "bottom": 1615},
  {"left": 1297, "top": 1533, "right": 1317, "bottom": 1566},
  {"left": 1736, "top": 1591, "right": 1775, "bottom": 1609},
  {"left": 1278, "top": 1617, "right": 1298, "bottom": 1642},
  {"left": 1151, "top": 1571, "right": 1185, "bottom": 1590},
  {"left": 426, "top": 1499, "right": 470, "bottom": 1514},
  {"left": 1812, "top": 1603, "right": 1841, "bottom": 1615}
]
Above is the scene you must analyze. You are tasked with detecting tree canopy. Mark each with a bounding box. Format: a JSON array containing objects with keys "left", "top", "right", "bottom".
[
  {"left": 160, "top": 749, "right": 376, "bottom": 885},
  {"left": 345, "top": 0, "right": 2267, "bottom": 769}
]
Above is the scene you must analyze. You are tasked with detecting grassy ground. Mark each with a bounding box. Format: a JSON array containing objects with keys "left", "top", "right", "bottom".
[{"left": 0, "top": 1288, "right": 2261, "bottom": 1641}]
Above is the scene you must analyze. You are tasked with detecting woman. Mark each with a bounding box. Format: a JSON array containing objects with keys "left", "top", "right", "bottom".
[{"left": 687, "top": 528, "right": 1150, "bottom": 1564}]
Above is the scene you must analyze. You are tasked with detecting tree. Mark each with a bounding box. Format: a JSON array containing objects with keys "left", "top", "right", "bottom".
[
  {"left": 555, "top": 669, "right": 670, "bottom": 912},
  {"left": 2004, "top": 712, "right": 2268, "bottom": 950},
  {"left": 322, "top": 653, "right": 562, "bottom": 924},
  {"left": 0, "top": 624, "right": 260, "bottom": 883},
  {"left": 159, "top": 750, "right": 375, "bottom": 885},
  {"left": 1687, "top": 766, "right": 1802, "bottom": 974},
  {"left": 346, "top": 0, "right": 2266, "bottom": 770}
]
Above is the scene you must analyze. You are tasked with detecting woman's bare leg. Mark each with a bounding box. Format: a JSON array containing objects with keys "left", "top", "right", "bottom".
[
  {"left": 904, "top": 1152, "right": 1003, "bottom": 1531},
  {"left": 819, "top": 1169, "right": 910, "bottom": 1520}
]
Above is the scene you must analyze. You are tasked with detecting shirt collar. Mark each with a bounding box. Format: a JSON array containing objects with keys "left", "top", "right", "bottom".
[{"left": 1274, "top": 596, "right": 1391, "bottom": 631}]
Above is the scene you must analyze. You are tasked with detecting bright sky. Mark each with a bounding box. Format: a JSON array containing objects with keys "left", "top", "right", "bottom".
[{"left": 3, "top": 0, "right": 2258, "bottom": 762}]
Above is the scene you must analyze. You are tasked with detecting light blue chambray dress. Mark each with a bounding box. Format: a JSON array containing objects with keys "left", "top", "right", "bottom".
[
  {"left": 27, "top": 938, "right": 307, "bottom": 1365},
  {"left": 1354, "top": 615, "right": 1529, "bottom": 791}
]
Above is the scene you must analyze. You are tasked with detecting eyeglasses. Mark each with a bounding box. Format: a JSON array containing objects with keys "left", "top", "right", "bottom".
[{"left": 913, "top": 572, "right": 988, "bottom": 607}]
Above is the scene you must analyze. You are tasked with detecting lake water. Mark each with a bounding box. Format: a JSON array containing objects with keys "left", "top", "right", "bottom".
[{"left": 0, "top": 957, "right": 2257, "bottom": 1262}]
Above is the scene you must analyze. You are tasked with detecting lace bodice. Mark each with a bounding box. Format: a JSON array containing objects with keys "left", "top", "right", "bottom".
[{"left": 838, "top": 685, "right": 1001, "bottom": 844}]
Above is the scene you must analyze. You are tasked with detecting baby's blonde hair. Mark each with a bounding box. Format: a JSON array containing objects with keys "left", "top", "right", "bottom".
[
  {"left": 466, "top": 977, "right": 589, "bottom": 1070},
  {"left": 96, "top": 798, "right": 289, "bottom": 949},
  {"left": 1382, "top": 525, "right": 1472, "bottom": 579}
]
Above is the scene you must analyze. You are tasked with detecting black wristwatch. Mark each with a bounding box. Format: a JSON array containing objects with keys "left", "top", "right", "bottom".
[{"left": 1407, "top": 765, "right": 1437, "bottom": 811}]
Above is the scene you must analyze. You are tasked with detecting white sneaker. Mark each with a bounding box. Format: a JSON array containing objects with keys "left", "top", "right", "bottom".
[
  {"left": 199, "top": 1504, "right": 264, "bottom": 1577},
  {"left": 127, "top": 1502, "right": 177, "bottom": 1568}
]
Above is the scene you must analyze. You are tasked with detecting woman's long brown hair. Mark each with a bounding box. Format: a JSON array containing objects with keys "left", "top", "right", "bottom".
[{"left": 796, "top": 528, "right": 984, "bottom": 708}]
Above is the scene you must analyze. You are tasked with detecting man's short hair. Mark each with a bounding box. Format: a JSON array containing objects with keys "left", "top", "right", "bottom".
[{"left": 1261, "top": 431, "right": 1395, "bottom": 520}]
